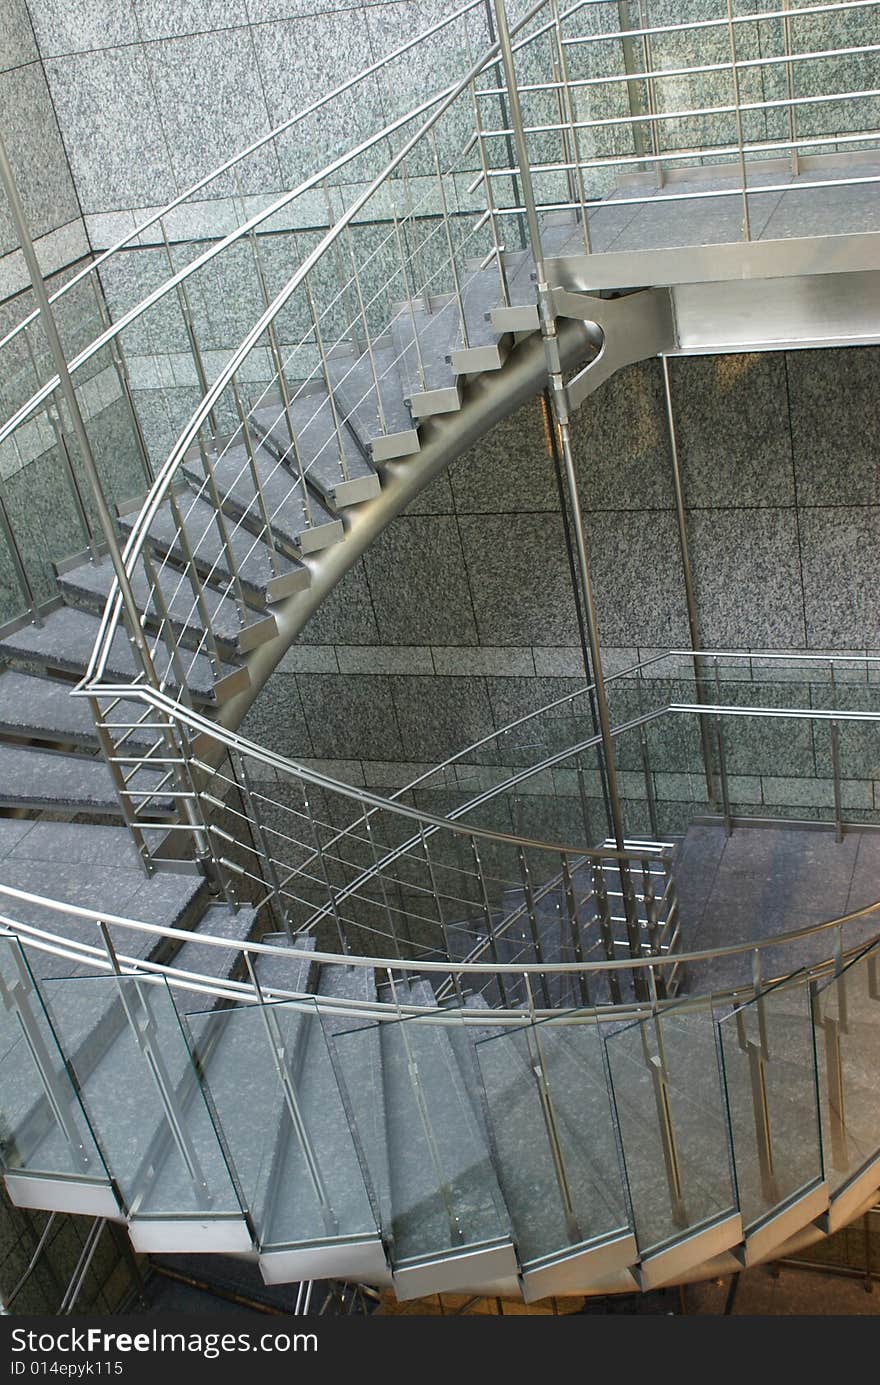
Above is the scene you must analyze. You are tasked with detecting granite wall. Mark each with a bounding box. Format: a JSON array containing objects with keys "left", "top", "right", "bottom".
[{"left": 240, "top": 343, "right": 880, "bottom": 834}]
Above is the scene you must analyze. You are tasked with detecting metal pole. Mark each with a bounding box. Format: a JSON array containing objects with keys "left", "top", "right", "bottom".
[
  {"left": 0, "top": 131, "right": 160, "bottom": 692},
  {"left": 661, "top": 355, "right": 716, "bottom": 803}
]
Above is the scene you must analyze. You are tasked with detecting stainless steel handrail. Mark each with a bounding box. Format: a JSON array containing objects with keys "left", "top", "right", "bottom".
[
  {"left": 0, "top": 0, "right": 487, "bottom": 359},
  {"left": 79, "top": 0, "right": 552, "bottom": 691},
  {"left": 1, "top": 878, "right": 877, "bottom": 1007}
]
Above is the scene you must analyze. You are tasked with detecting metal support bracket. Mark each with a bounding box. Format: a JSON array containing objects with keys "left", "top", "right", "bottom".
[{"left": 551, "top": 287, "right": 677, "bottom": 415}]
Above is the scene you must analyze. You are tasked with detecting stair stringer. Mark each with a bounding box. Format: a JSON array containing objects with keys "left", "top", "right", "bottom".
[{"left": 181, "top": 317, "right": 598, "bottom": 759}]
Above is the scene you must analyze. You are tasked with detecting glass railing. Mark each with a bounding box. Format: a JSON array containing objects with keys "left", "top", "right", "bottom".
[
  {"left": 38, "top": 973, "right": 243, "bottom": 1230},
  {"left": 185, "top": 996, "right": 380, "bottom": 1261},
  {"left": 717, "top": 971, "right": 825, "bottom": 1246}
]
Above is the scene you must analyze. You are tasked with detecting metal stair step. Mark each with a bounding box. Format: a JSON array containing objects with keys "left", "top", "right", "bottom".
[
  {"left": 359, "top": 978, "right": 516, "bottom": 1297},
  {"left": 389, "top": 306, "right": 462, "bottom": 418},
  {"left": 0, "top": 606, "right": 245, "bottom": 706},
  {"left": 325, "top": 343, "right": 420, "bottom": 463},
  {"left": 251, "top": 386, "right": 380, "bottom": 509},
  {"left": 0, "top": 743, "right": 175, "bottom": 816},
  {"left": 57, "top": 556, "right": 276, "bottom": 659},
  {"left": 182, "top": 439, "right": 343, "bottom": 559},
  {"left": 171, "top": 904, "right": 260, "bottom": 1016},
  {"left": 258, "top": 960, "right": 387, "bottom": 1285},
  {"left": 0, "top": 670, "right": 153, "bottom": 751},
  {"left": 118, "top": 494, "right": 309, "bottom": 607}
]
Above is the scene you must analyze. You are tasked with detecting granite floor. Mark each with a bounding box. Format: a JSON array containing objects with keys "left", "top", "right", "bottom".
[
  {"left": 674, "top": 821, "right": 880, "bottom": 993},
  {"left": 547, "top": 155, "right": 880, "bottom": 260}
]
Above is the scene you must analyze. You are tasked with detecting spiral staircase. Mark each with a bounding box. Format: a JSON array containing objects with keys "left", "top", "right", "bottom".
[{"left": 0, "top": 0, "right": 880, "bottom": 1308}]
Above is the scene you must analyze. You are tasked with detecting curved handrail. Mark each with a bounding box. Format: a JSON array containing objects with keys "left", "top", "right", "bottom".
[
  {"left": 0, "top": 0, "right": 486, "bottom": 363},
  {"left": 1, "top": 878, "right": 878, "bottom": 1014},
  {"left": 79, "top": 0, "right": 551, "bottom": 691}
]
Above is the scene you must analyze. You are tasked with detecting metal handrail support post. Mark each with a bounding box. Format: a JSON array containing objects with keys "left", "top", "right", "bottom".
[{"left": 0, "top": 133, "right": 165, "bottom": 705}]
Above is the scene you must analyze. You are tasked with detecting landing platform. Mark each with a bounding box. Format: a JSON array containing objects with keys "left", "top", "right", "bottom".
[{"left": 674, "top": 820, "right": 880, "bottom": 995}]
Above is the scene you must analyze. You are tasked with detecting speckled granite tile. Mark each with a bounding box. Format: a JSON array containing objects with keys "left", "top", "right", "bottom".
[
  {"left": 582, "top": 508, "right": 690, "bottom": 647},
  {"left": 251, "top": 12, "right": 385, "bottom": 190},
  {"left": 670, "top": 353, "right": 795, "bottom": 509},
  {"left": 571, "top": 358, "right": 672, "bottom": 512},
  {"left": 390, "top": 673, "right": 494, "bottom": 763},
  {"left": 297, "top": 672, "right": 403, "bottom": 760},
  {"left": 362, "top": 513, "right": 478, "bottom": 646},
  {"left": 799, "top": 507, "right": 880, "bottom": 649},
  {"left": 297, "top": 560, "right": 380, "bottom": 646},
  {"left": 788, "top": 347, "right": 880, "bottom": 506},
  {"left": 0, "top": 65, "right": 81, "bottom": 248},
  {"left": 448, "top": 398, "right": 559, "bottom": 514},
  {"left": 0, "top": 0, "right": 37, "bottom": 71},
  {"left": 239, "top": 671, "right": 314, "bottom": 759},
  {"left": 336, "top": 645, "right": 434, "bottom": 675},
  {"left": 44, "top": 47, "right": 176, "bottom": 210},
  {"left": 146, "top": 29, "right": 282, "bottom": 197},
  {"left": 135, "top": 0, "right": 249, "bottom": 40},
  {"left": 458, "top": 512, "right": 581, "bottom": 647},
  {"left": 688, "top": 508, "right": 806, "bottom": 649},
  {"left": 27, "top": 0, "right": 139, "bottom": 57}
]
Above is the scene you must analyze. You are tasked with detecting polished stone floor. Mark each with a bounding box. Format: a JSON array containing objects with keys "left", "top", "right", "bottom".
[
  {"left": 674, "top": 821, "right": 880, "bottom": 993},
  {"left": 546, "top": 155, "right": 880, "bottom": 259}
]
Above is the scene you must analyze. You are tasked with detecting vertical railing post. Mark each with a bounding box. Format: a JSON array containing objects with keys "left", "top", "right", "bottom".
[
  {"left": 661, "top": 355, "right": 716, "bottom": 804},
  {"left": 482, "top": 2, "right": 642, "bottom": 952},
  {"left": 726, "top": 0, "right": 752, "bottom": 241},
  {"left": 782, "top": 0, "right": 800, "bottom": 176}
]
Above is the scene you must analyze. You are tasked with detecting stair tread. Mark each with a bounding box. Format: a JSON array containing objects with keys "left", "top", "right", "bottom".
[
  {"left": 119, "top": 495, "right": 308, "bottom": 602},
  {"left": 254, "top": 932, "right": 316, "bottom": 994},
  {"left": 0, "top": 606, "right": 233, "bottom": 702},
  {"left": 326, "top": 344, "right": 418, "bottom": 457},
  {"left": 172, "top": 905, "right": 260, "bottom": 1015},
  {"left": 252, "top": 387, "right": 379, "bottom": 502},
  {"left": 0, "top": 670, "right": 153, "bottom": 750},
  {"left": 58, "top": 556, "right": 271, "bottom": 651},
  {"left": 0, "top": 743, "right": 174, "bottom": 815},
  {"left": 182, "top": 439, "right": 343, "bottom": 556},
  {"left": 376, "top": 979, "right": 511, "bottom": 1263},
  {"left": 261, "top": 960, "right": 381, "bottom": 1251}
]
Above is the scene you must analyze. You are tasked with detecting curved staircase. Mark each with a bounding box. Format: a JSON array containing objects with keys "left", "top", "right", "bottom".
[{"left": 1, "top": 0, "right": 879, "bottom": 1308}]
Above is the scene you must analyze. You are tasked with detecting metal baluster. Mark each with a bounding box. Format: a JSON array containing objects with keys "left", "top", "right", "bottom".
[
  {"left": 523, "top": 980, "right": 581, "bottom": 1242},
  {"left": 829, "top": 660, "right": 844, "bottom": 842},
  {"left": 638, "top": 0, "right": 664, "bottom": 188},
  {"left": 430, "top": 128, "right": 470, "bottom": 352},
  {"left": 782, "top": 0, "right": 800, "bottom": 176},
  {"left": 196, "top": 431, "right": 250, "bottom": 625},
  {"left": 88, "top": 276, "right": 154, "bottom": 491},
  {"left": 139, "top": 546, "right": 193, "bottom": 703},
  {"left": 230, "top": 749, "right": 292, "bottom": 938},
  {"left": 98, "top": 926, "right": 213, "bottom": 1209},
  {"left": 726, "top": 0, "right": 752, "bottom": 241},
  {"left": 390, "top": 205, "right": 427, "bottom": 392},
  {"left": 304, "top": 275, "right": 350, "bottom": 483},
  {"left": 344, "top": 224, "right": 388, "bottom": 435},
  {"left": 44, "top": 389, "right": 97, "bottom": 557},
  {"left": 642, "top": 1016, "right": 687, "bottom": 1227},
  {"left": 471, "top": 80, "right": 511, "bottom": 305},
  {"left": 362, "top": 808, "right": 403, "bottom": 961},
  {"left": 469, "top": 837, "right": 509, "bottom": 1008},
  {"left": 592, "top": 859, "right": 621, "bottom": 1005},
  {"left": 160, "top": 223, "right": 218, "bottom": 436},
  {"left": 230, "top": 377, "right": 281, "bottom": 578},
  {"left": 234, "top": 169, "right": 299, "bottom": 463},
  {"left": 561, "top": 852, "right": 590, "bottom": 1007},
  {"left": 244, "top": 955, "right": 338, "bottom": 1236},
  {"left": 616, "top": 0, "right": 652, "bottom": 173},
  {"left": 0, "top": 945, "right": 92, "bottom": 1171},
  {"left": 550, "top": 0, "right": 591, "bottom": 249},
  {"left": 422, "top": 827, "right": 464, "bottom": 1007},
  {"left": 165, "top": 488, "right": 227, "bottom": 682},
  {"left": 714, "top": 658, "right": 732, "bottom": 837},
  {"left": 386, "top": 974, "right": 464, "bottom": 1246},
  {"left": 302, "top": 781, "right": 348, "bottom": 954},
  {"left": 517, "top": 846, "right": 550, "bottom": 1008}
]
